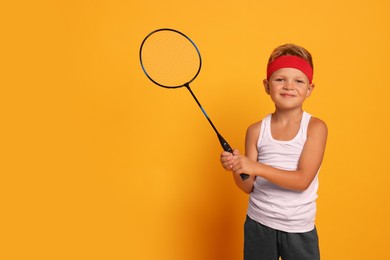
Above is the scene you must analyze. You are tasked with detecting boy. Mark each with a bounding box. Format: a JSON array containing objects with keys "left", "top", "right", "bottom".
[{"left": 220, "top": 44, "right": 327, "bottom": 260}]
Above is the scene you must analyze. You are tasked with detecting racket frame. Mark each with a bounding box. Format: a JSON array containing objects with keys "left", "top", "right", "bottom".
[{"left": 139, "top": 28, "right": 202, "bottom": 89}]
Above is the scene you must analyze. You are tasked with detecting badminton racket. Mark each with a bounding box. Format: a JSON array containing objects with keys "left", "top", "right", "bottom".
[{"left": 139, "top": 28, "right": 249, "bottom": 180}]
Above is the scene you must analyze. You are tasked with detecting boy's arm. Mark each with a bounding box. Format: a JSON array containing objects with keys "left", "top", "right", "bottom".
[{"left": 231, "top": 117, "right": 328, "bottom": 191}]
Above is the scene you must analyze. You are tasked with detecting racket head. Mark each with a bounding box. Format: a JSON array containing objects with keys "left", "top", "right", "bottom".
[{"left": 139, "top": 28, "right": 202, "bottom": 88}]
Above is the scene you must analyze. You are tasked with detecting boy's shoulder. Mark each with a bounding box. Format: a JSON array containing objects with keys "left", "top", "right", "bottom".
[
  {"left": 247, "top": 120, "right": 262, "bottom": 131},
  {"left": 309, "top": 116, "right": 327, "bottom": 127},
  {"left": 246, "top": 120, "right": 263, "bottom": 138},
  {"left": 308, "top": 116, "right": 328, "bottom": 135}
]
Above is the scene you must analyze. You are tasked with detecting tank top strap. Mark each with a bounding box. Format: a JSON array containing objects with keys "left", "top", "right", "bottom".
[
  {"left": 258, "top": 114, "right": 272, "bottom": 145},
  {"left": 300, "top": 111, "right": 312, "bottom": 141}
]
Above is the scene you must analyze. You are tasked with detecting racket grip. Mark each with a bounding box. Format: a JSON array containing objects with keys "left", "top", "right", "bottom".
[
  {"left": 240, "top": 173, "right": 250, "bottom": 180},
  {"left": 217, "top": 134, "right": 250, "bottom": 181}
]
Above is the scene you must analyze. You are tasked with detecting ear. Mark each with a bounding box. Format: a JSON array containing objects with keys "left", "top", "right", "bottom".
[
  {"left": 263, "top": 79, "right": 270, "bottom": 95},
  {"left": 306, "top": 83, "right": 315, "bottom": 98}
]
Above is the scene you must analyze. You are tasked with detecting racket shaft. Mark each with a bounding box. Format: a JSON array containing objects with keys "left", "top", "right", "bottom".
[{"left": 186, "top": 86, "right": 249, "bottom": 180}]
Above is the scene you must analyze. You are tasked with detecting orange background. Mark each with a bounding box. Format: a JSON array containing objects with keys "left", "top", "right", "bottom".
[{"left": 1, "top": 0, "right": 390, "bottom": 259}]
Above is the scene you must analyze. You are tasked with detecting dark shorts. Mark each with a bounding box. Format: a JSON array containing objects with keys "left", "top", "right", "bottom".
[{"left": 244, "top": 216, "right": 320, "bottom": 260}]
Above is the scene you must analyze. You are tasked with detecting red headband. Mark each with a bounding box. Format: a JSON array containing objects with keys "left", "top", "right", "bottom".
[{"left": 267, "top": 55, "right": 313, "bottom": 84}]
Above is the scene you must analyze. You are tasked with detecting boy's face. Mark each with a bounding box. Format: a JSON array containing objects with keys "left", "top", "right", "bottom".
[{"left": 263, "top": 68, "right": 315, "bottom": 110}]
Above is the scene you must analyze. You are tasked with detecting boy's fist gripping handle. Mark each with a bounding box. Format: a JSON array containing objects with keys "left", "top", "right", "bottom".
[{"left": 217, "top": 133, "right": 250, "bottom": 180}]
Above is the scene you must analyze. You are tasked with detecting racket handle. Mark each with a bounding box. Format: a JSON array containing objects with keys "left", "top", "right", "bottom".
[
  {"left": 240, "top": 173, "right": 250, "bottom": 180},
  {"left": 217, "top": 134, "right": 250, "bottom": 181}
]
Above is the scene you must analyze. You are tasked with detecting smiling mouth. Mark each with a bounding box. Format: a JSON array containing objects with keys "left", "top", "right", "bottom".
[{"left": 280, "top": 93, "right": 296, "bottom": 97}]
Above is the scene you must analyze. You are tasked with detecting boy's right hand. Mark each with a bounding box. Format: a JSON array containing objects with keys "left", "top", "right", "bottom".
[{"left": 220, "top": 151, "right": 235, "bottom": 171}]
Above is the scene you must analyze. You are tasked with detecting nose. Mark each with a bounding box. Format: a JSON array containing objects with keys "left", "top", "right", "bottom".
[{"left": 283, "top": 80, "right": 294, "bottom": 90}]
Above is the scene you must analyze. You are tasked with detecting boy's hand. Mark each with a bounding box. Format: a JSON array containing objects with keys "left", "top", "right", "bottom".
[
  {"left": 220, "top": 151, "right": 235, "bottom": 171},
  {"left": 231, "top": 149, "right": 258, "bottom": 176}
]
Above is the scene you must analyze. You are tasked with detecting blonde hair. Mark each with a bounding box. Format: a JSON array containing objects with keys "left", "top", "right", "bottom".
[{"left": 268, "top": 43, "right": 313, "bottom": 69}]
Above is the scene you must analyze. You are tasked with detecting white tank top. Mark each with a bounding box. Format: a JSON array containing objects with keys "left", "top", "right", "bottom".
[{"left": 247, "top": 111, "right": 319, "bottom": 233}]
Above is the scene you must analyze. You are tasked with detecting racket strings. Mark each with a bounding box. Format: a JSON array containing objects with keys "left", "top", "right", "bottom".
[{"left": 141, "top": 31, "right": 201, "bottom": 87}]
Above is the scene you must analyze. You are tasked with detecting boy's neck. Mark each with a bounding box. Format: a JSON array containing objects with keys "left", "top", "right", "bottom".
[{"left": 272, "top": 108, "right": 304, "bottom": 125}]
